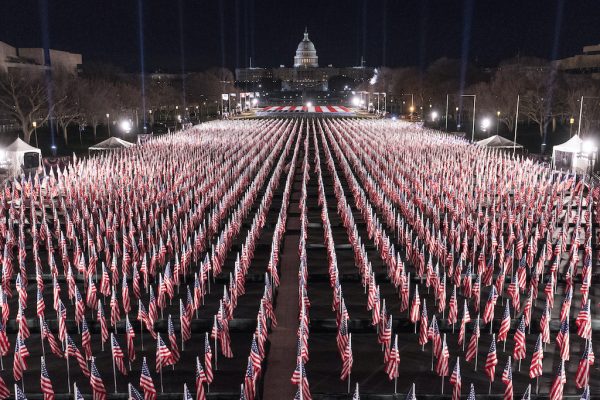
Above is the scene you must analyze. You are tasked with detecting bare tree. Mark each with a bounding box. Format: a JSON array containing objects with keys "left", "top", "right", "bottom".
[
  {"left": 53, "top": 70, "right": 81, "bottom": 145},
  {"left": 0, "top": 70, "right": 55, "bottom": 143},
  {"left": 79, "top": 78, "right": 112, "bottom": 140}
]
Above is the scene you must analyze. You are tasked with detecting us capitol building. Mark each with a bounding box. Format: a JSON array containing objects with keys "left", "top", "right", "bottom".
[{"left": 235, "top": 29, "right": 374, "bottom": 91}]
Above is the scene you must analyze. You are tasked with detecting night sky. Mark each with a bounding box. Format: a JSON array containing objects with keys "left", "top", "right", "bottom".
[{"left": 0, "top": 0, "right": 598, "bottom": 72}]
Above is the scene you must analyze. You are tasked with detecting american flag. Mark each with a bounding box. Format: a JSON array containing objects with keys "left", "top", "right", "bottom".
[
  {"left": 483, "top": 286, "right": 498, "bottom": 324},
  {"left": 529, "top": 334, "right": 544, "bottom": 379},
  {"left": 111, "top": 333, "right": 128, "bottom": 375},
  {"left": 409, "top": 284, "right": 421, "bottom": 323},
  {"left": 513, "top": 316, "right": 526, "bottom": 361},
  {"left": 140, "top": 357, "right": 157, "bottom": 400},
  {"left": 501, "top": 356, "right": 513, "bottom": 400},
  {"left": 419, "top": 300, "right": 429, "bottom": 346},
  {"left": 14, "top": 384, "right": 27, "bottom": 400},
  {"left": 66, "top": 335, "right": 90, "bottom": 377},
  {"left": 575, "top": 300, "right": 592, "bottom": 340},
  {"left": 467, "top": 383, "right": 476, "bottom": 400},
  {"left": 549, "top": 359, "right": 566, "bottom": 400},
  {"left": 465, "top": 315, "right": 480, "bottom": 362},
  {"left": 436, "top": 334, "right": 450, "bottom": 377},
  {"left": 341, "top": 333, "right": 353, "bottom": 380},
  {"left": 385, "top": 335, "right": 400, "bottom": 380},
  {"left": 0, "top": 374, "right": 9, "bottom": 400},
  {"left": 81, "top": 317, "right": 92, "bottom": 360},
  {"left": 195, "top": 356, "right": 206, "bottom": 400},
  {"left": 90, "top": 357, "right": 107, "bottom": 400},
  {"left": 155, "top": 333, "right": 176, "bottom": 372},
  {"left": 556, "top": 318, "right": 571, "bottom": 361},
  {"left": 243, "top": 357, "right": 255, "bottom": 400},
  {"left": 13, "top": 334, "right": 29, "bottom": 381},
  {"left": 183, "top": 383, "right": 193, "bottom": 400},
  {"left": 125, "top": 315, "right": 136, "bottom": 361},
  {"left": 0, "top": 320, "right": 9, "bottom": 356},
  {"left": 167, "top": 314, "right": 180, "bottom": 363},
  {"left": 129, "top": 383, "right": 144, "bottom": 400},
  {"left": 97, "top": 299, "right": 109, "bottom": 345},
  {"left": 41, "top": 319, "right": 63, "bottom": 358},
  {"left": 449, "top": 357, "right": 461, "bottom": 400},
  {"left": 204, "top": 333, "right": 214, "bottom": 385},
  {"left": 180, "top": 299, "right": 191, "bottom": 342},
  {"left": 575, "top": 340, "right": 592, "bottom": 389},
  {"left": 485, "top": 335, "right": 498, "bottom": 382},
  {"left": 250, "top": 334, "right": 263, "bottom": 376},
  {"left": 36, "top": 287, "right": 45, "bottom": 317},
  {"left": 40, "top": 356, "right": 55, "bottom": 400},
  {"left": 579, "top": 385, "right": 590, "bottom": 400},
  {"left": 521, "top": 384, "right": 531, "bottom": 400},
  {"left": 497, "top": 300, "right": 511, "bottom": 343}
]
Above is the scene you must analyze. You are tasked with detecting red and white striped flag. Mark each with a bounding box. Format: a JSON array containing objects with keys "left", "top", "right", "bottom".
[
  {"left": 485, "top": 334, "right": 498, "bottom": 382},
  {"left": 90, "top": 357, "right": 107, "bottom": 400},
  {"left": 549, "top": 359, "right": 566, "bottom": 400},
  {"left": 40, "top": 356, "right": 55, "bottom": 400},
  {"left": 501, "top": 356, "right": 513, "bottom": 400}
]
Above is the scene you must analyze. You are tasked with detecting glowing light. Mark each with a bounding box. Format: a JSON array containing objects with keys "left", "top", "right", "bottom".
[
  {"left": 120, "top": 120, "right": 132, "bottom": 133},
  {"left": 409, "top": 106, "right": 415, "bottom": 113},
  {"left": 351, "top": 97, "right": 361, "bottom": 107},
  {"left": 582, "top": 139, "right": 597, "bottom": 154},
  {"left": 306, "top": 102, "right": 312, "bottom": 108},
  {"left": 431, "top": 111, "right": 439, "bottom": 121},
  {"left": 252, "top": 99, "right": 258, "bottom": 106},
  {"left": 481, "top": 118, "right": 491, "bottom": 130}
]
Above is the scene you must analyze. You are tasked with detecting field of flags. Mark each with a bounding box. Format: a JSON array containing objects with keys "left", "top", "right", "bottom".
[{"left": 0, "top": 116, "right": 597, "bottom": 399}]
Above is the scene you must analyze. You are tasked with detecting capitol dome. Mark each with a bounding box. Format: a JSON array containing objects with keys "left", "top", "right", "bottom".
[{"left": 294, "top": 28, "right": 318, "bottom": 68}]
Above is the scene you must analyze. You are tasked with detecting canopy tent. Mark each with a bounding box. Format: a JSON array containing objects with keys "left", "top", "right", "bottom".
[
  {"left": 475, "top": 135, "right": 523, "bottom": 149},
  {"left": 0, "top": 137, "right": 42, "bottom": 174},
  {"left": 89, "top": 137, "right": 135, "bottom": 151},
  {"left": 552, "top": 134, "right": 597, "bottom": 172}
]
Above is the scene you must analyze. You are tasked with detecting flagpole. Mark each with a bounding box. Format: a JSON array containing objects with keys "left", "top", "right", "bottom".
[
  {"left": 474, "top": 337, "right": 478, "bottom": 371},
  {"left": 139, "top": 300, "right": 144, "bottom": 351},
  {"left": 65, "top": 337, "right": 71, "bottom": 394},
  {"left": 111, "top": 333, "right": 118, "bottom": 393},
  {"left": 406, "top": 273, "right": 411, "bottom": 318},
  {"left": 180, "top": 299, "right": 185, "bottom": 351},
  {"left": 160, "top": 364, "right": 164, "bottom": 393},
  {"left": 39, "top": 316, "right": 46, "bottom": 358},
  {"left": 214, "top": 315, "right": 218, "bottom": 370},
  {"left": 441, "top": 375, "right": 444, "bottom": 394}
]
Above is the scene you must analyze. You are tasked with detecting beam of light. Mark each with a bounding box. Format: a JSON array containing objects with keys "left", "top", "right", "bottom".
[
  {"left": 38, "top": 0, "right": 56, "bottom": 147},
  {"left": 178, "top": 0, "right": 187, "bottom": 113},
  {"left": 218, "top": 0, "right": 226, "bottom": 95},
  {"left": 458, "top": 0, "right": 474, "bottom": 127},
  {"left": 138, "top": 0, "right": 147, "bottom": 130},
  {"left": 542, "top": 0, "right": 565, "bottom": 149}
]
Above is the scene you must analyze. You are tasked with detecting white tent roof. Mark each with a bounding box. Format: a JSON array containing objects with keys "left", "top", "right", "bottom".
[
  {"left": 553, "top": 134, "right": 597, "bottom": 153},
  {"left": 5, "top": 137, "right": 40, "bottom": 153},
  {"left": 89, "top": 137, "right": 135, "bottom": 151},
  {"left": 476, "top": 135, "right": 523, "bottom": 149}
]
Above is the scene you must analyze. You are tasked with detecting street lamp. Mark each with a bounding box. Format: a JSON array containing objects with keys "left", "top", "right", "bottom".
[
  {"left": 106, "top": 113, "right": 111, "bottom": 137},
  {"left": 481, "top": 117, "right": 491, "bottom": 132},
  {"left": 32, "top": 121, "right": 38, "bottom": 147},
  {"left": 306, "top": 101, "right": 312, "bottom": 108},
  {"left": 496, "top": 111, "right": 500, "bottom": 134},
  {"left": 431, "top": 111, "right": 438, "bottom": 122},
  {"left": 351, "top": 97, "right": 361, "bottom": 107},
  {"left": 570, "top": 117, "right": 575, "bottom": 137},
  {"left": 119, "top": 120, "right": 132, "bottom": 134}
]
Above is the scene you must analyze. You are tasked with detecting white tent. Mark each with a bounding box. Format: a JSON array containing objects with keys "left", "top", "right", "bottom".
[
  {"left": 1, "top": 138, "right": 42, "bottom": 173},
  {"left": 476, "top": 135, "right": 523, "bottom": 149},
  {"left": 552, "top": 134, "right": 597, "bottom": 171},
  {"left": 89, "top": 137, "right": 135, "bottom": 151}
]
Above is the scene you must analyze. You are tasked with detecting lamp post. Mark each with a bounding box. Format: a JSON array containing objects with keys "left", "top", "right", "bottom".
[
  {"left": 496, "top": 111, "right": 500, "bottom": 135},
  {"left": 106, "top": 114, "right": 111, "bottom": 137},
  {"left": 570, "top": 117, "right": 575, "bottom": 137},
  {"left": 576, "top": 96, "right": 600, "bottom": 137},
  {"left": 32, "top": 121, "right": 38, "bottom": 147},
  {"left": 459, "top": 94, "right": 477, "bottom": 141}
]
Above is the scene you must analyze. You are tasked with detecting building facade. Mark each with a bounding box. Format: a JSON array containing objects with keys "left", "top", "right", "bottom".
[
  {"left": 235, "top": 29, "right": 374, "bottom": 92},
  {"left": 555, "top": 43, "right": 600, "bottom": 79},
  {"left": 0, "top": 40, "right": 82, "bottom": 74}
]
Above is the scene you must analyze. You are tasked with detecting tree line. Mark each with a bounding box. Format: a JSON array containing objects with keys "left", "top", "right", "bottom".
[
  {"left": 0, "top": 64, "right": 237, "bottom": 145},
  {"left": 364, "top": 56, "right": 600, "bottom": 139}
]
